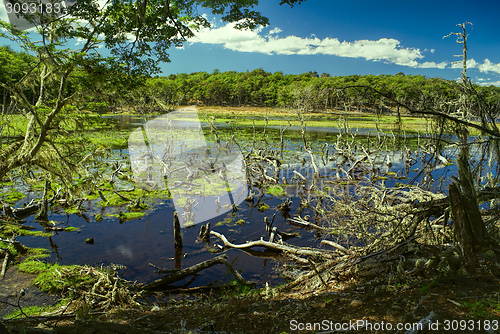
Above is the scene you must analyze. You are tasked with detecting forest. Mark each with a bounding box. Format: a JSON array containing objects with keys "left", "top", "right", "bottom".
[
  {"left": 3, "top": 42, "right": 500, "bottom": 114},
  {"left": 2, "top": 1, "right": 500, "bottom": 333}
]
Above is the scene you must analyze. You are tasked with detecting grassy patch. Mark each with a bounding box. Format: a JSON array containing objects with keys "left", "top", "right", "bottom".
[
  {"left": 18, "top": 260, "right": 50, "bottom": 274},
  {"left": 33, "top": 264, "right": 95, "bottom": 294}
]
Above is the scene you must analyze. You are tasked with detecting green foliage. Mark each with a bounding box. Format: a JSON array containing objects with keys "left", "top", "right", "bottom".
[
  {"left": 419, "top": 280, "right": 438, "bottom": 294},
  {"left": 462, "top": 301, "right": 488, "bottom": 319},
  {"left": 138, "top": 70, "right": 490, "bottom": 114},
  {"left": 0, "top": 0, "right": 306, "bottom": 187}
]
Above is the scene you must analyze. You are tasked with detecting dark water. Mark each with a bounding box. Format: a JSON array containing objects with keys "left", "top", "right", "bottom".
[
  {"left": 12, "top": 114, "right": 462, "bottom": 288},
  {"left": 18, "top": 192, "right": 321, "bottom": 287}
]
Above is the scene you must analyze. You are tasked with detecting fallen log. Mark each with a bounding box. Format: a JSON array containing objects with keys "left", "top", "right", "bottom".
[
  {"left": 143, "top": 254, "right": 244, "bottom": 289},
  {"left": 12, "top": 200, "right": 40, "bottom": 218},
  {"left": 210, "top": 231, "right": 336, "bottom": 259}
]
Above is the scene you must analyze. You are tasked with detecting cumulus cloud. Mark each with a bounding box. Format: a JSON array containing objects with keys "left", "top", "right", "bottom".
[
  {"left": 478, "top": 59, "right": 500, "bottom": 74},
  {"left": 451, "top": 58, "right": 478, "bottom": 69},
  {"left": 476, "top": 79, "right": 500, "bottom": 86},
  {"left": 450, "top": 58, "right": 500, "bottom": 75},
  {"left": 189, "top": 21, "right": 447, "bottom": 69}
]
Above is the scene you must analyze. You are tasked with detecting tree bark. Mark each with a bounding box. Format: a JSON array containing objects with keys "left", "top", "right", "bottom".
[{"left": 450, "top": 136, "right": 490, "bottom": 255}]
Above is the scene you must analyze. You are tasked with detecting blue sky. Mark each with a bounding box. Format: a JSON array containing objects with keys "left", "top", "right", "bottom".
[
  {"left": 2, "top": 0, "right": 500, "bottom": 85},
  {"left": 164, "top": 0, "right": 500, "bottom": 86}
]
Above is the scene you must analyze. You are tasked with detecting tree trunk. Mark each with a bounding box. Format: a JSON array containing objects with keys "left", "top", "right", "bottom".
[{"left": 450, "top": 134, "right": 490, "bottom": 255}]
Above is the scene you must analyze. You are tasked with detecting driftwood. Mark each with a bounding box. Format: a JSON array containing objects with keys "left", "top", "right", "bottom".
[
  {"left": 199, "top": 222, "right": 210, "bottom": 241},
  {"left": 0, "top": 250, "right": 10, "bottom": 279},
  {"left": 321, "top": 240, "right": 352, "bottom": 255},
  {"left": 308, "top": 258, "right": 328, "bottom": 289},
  {"left": 277, "top": 258, "right": 339, "bottom": 292},
  {"left": 11, "top": 199, "right": 41, "bottom": 218},
  {"left": 289, "top": 216, "right": 328, "bottom": 231},
  {"left": 210, "top": 231, "right": 336, "bottom": 259},
  {"left": 293, "top": 170, "right": 307, "bottom": 182},
  {"left": 143, "top": 254, "right": 244, "bottom": 289}
]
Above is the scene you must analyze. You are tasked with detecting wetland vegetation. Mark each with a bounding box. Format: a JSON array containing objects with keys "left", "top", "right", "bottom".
[{"left": 2, "top": 4, "right": 500, "bottom": 333}]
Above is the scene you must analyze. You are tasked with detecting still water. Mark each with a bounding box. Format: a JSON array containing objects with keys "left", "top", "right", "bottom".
[{"left": 16, "top": 114, "right": 460, "bottom": 288}]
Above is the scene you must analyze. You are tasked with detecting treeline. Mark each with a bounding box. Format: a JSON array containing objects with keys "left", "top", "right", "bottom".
[
  {"left": 2, "top": 45, "right": 500, "bottom": 115},
  {"left": 138, "top": 69, "right": 500, "bottom": 113}
]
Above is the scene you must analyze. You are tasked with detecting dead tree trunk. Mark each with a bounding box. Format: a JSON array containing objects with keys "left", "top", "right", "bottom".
[{"left": 450, "top": 135, "right": 490, "bottom": 256}]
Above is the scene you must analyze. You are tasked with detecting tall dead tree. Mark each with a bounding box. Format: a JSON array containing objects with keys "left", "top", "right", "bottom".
[{"left": 445, "top": 23, "right": 495, "bottom": 255}]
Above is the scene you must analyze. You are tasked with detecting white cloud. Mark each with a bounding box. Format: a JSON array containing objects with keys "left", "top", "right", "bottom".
[
  {"left": 476, "top": 79, "right": 500, "bottom": 87},
  {"left": 189, "top": 21, "right": 449, "bottom": 69},
  {"left": 451, "top": 58, "right": 478, "bottom": 69},
  {"left": 478, "top": 59, "right": 500, "bottom": 74},
  {"left": 449, "top": 58, "right": 500, "bottom": 75}
]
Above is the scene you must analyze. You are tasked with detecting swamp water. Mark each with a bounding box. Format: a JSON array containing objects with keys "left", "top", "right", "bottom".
[{"left": 11, "top": 114, "right": 460, "bottom": 288}]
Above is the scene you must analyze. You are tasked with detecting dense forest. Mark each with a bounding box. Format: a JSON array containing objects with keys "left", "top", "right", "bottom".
[{"left": 2, "top": 45, "right": 500, "bottom": 115}]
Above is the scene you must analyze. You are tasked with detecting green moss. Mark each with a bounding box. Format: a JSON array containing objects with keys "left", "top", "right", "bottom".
[
  {"left": 64, "top": 206, "right": 80, "bottom": 214},
  {"left": 216, "top": 216, "right": 235, "bottom": 226},
  {"left": 120, "top": 211, "right": 145, "bottom": 220},
  {"left": 266, "top": 185, "right": 286, "bottom": 197},
  {"left": 99, "top": 194, "right": 129, "bottom": 207},
  {"left": 236, "top": 219, "right": 245, "bottom": 225},
  {"left": 106, "top": 211, "right": 145, "bottom": 221},
  {"left": 258, "top": 203, "right": 270, "bottom": 212},
  {"left": 64, "top": 226, "right": 80, "bottom": 232},
  {"left": 4, "top": 300, "right": 70, "bottom": 319},
  {"left": 0, "top": 190, "right": 25, "bottom": 203},
  {"left": 33, "top": 264, "right": 95, "bottom": 294},
  {"left": 86, "top": 192, "right": 100, "bottom": 200},
  {"left": 95, "top": 214, "right": 103, "bottom": 222},
  {"left": 18, "top": 260, "right": 50, "bottom": 274},
  {"left": 0, "top": 180, "right": 15, "bottom": 187},
  {"left": 25, "top": 230, "right": 54, "bottom": 237},
  {"left": 24, "top": 248, "right": 51, "bottom": 262}
]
